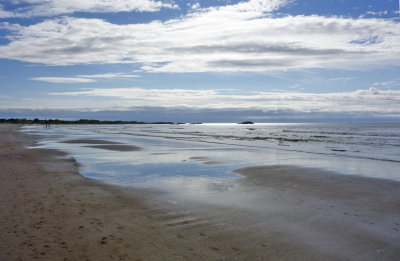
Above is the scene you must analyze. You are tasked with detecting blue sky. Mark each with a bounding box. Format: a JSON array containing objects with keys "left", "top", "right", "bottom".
[{"left": 0, "top": 0, "right": 399, "bottom": 122}]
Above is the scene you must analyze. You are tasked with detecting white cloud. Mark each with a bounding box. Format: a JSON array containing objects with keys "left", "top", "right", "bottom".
[
  {"left": 0, "top": 4, "right": 15, "bottom": 18},
  {"left": 77, "top": 73, "right": 141, "bottom": 79},
  {"left": 0, "top": 0, "right": 399, "bottom": 72},
  {"left": 31, "top": 77, "right": 96, "bottom": 83},
  {"left": 327, "top": 77, "right": 353, "bottom": 82},
  {"left": 30, "top": 73, "right": 140, "bottom": 83},
  {"left": 372, "top": 80, "right": 400, "bottom": 88},
  {"left": 0, "top": 0, "right": 178, "bottom": 18},
  {"left": 366, "top": 10, "right": 388, "bottom": 16},
  {"left": 52, "top": 88, "right": 218, "bottom": 103},
  {"left": 188, "top": 2, "right": 201, "bottom": 10},
  {"left": 48, "top": 87, "right": 400, "bottom": 115}
]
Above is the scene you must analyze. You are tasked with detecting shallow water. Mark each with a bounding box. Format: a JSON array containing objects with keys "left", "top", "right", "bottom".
[{"left": 22, "top": 123, "right": 400, "bottom": 198}]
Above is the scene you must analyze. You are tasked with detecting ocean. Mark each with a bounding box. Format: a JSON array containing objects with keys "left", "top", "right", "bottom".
[{"left": 22, "top": 123, "right": 400, "bottom": 197}]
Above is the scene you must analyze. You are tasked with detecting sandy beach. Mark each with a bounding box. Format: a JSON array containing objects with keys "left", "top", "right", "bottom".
[{"left": 1, "top": 124, "right": 399, "bottom": 260}]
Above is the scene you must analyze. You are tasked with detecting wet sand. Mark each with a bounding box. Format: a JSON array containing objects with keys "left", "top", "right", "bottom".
[
  {"left": 85, "top": 144, "right": 142, "bottom": 151},
  {"left": 61, "top": 139, "right": 123, "bottom": 145},
  {"left": 232, "top": 166, "right": 400, "bottom": 260},
  {"left": 1, "top": 124, "right": 399, "bottom": 260},
  {"left": 61, "top": 138, "right": 142, "bottom": 151},
  {"left": 189, "top": 156, "right": 226, "bottom": 165}
]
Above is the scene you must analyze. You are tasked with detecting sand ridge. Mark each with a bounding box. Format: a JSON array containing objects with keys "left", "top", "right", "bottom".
[
  {"left": 85, "top": 144, "right": 142, "bottom": 151},
  {"left": 61, "top": 139, "right": 123, "bottom": 145}
]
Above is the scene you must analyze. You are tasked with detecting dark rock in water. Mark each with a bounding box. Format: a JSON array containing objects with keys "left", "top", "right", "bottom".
[{"left": 239, "top": 121, "right": 254, "bottom": 124}]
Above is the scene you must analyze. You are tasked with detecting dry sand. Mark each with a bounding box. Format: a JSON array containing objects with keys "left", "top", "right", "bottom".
[{"left": 0, "top": 124, "right": 399, "bottom": 260}]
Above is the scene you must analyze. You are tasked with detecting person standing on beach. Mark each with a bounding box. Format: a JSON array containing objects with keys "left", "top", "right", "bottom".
[{"left": 44, "top": 118, "right": 50, "bottom": 129}]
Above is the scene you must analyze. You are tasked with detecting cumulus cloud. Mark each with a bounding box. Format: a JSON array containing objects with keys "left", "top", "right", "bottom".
[
  {"left": 0, "top": 0, "right": 399, "bottom": 72},
  {"left": 188, "top": 2, "right": 201, "bottom": 10},
  {"left": 49, "top": 87, "right": 400, "bottom": 115},
  {"left": 31, "top": 77, "right": 96, "bottom": 83},
  {"left": 0, "top": 0, "right": 178, "bottom": 18}
]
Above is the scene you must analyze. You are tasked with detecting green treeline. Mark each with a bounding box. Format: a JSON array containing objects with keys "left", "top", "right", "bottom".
[{"left": 0, "top": 118, "right": 178, "bottom": 125}]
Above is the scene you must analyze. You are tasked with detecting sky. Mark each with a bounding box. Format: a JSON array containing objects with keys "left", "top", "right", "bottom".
[{"left": 0, "top": 0, "right": 399, "bottom": 123}]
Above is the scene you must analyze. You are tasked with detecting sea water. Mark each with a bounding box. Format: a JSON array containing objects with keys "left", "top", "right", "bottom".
[{"left": 22, "top": 123, "right": 400, "bottom": 196}]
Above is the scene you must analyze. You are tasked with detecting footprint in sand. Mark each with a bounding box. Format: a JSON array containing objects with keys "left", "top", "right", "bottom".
[{"left": 100, "top": 236, "right": 108, "bottom": 244}]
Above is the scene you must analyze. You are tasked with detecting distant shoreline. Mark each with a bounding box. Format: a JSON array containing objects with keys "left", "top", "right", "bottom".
[
  {"left": 0, "top": 118, "right": 258, "bottom": 125},
  {"left": 0, "top": 118, "right": 187, "bottom": 125}
]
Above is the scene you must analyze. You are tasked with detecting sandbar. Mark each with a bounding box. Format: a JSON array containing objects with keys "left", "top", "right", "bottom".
[
  {"left": 189, "top": 156, "right": 226, "bottom": 165},
  {"left": 61, "top": 139, "right": 123, "bottom": 145},
  {"left": 85, "top": 144, "right": 142, "bottom": 151},
  {"left": 62, "top": 138, "right": 143, "bottom": 151}
]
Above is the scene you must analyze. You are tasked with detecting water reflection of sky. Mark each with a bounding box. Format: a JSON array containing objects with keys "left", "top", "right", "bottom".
[
  {"left": 24, "top": 125, "right": 246, "bottom": 197},
  {"left": 23, "top": 124, "right": 400, "bottom": 198},
  {"left": 83, "top": 162, "right": 242, "bottom": 188}
]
